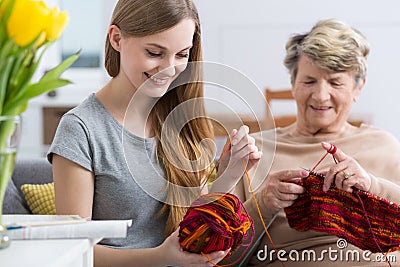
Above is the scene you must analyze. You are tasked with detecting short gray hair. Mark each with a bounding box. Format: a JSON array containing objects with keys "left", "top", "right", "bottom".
[{"left": 284, "top": 19, "right": 370, "bottom": 84}]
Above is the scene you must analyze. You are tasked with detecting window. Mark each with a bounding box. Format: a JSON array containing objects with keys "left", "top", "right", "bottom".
[{"left": 60, "top": 0, "right": 103, "bottom": 68}]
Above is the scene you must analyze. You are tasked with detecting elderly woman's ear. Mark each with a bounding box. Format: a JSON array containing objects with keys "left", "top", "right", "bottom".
[{"left": 353, "top": 77, "right": 366, "bottom": 102}]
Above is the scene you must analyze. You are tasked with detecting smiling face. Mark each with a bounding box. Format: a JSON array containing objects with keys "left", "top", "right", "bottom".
[
  {"left": 292, "top": 55, "right": 364, "bottom": 135},
  {"left": 109, "top": 18, "right": 195, "bottom": 98}
]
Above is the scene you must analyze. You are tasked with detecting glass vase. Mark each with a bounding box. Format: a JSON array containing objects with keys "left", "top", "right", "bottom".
[{"left": 0, "top": 115, "right": 21, "bottom": 249}]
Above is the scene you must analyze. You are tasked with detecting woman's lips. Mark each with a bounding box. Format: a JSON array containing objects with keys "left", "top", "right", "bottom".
[
  {"left": 310, "top": 105, "right": 333, "bottom": 113},
  {"left": 144, "top": 72, "right": 169, "bottom": 86}
]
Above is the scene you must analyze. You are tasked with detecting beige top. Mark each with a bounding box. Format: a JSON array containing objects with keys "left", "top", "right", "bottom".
[{"left": 226, "top": 124, "right": 400, "bottom": 266}]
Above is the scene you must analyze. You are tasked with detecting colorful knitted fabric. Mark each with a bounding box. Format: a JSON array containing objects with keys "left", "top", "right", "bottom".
[
  {"left": 284, "top": 172, "right": 400, "bottom": 253},
  {"left": 179, "top": 192, "right": 254, "bottom": 257}
]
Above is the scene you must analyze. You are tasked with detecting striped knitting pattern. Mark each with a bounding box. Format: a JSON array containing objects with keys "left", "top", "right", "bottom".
[
  {"left": 179, "top": 192, "right": 253, "bottom": 256},
  {"left": 284, "top": 172, "right": 400, "bottom": 253}
]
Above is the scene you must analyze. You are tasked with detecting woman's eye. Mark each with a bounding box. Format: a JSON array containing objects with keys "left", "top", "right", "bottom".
[
  {"left": 304, "top": 81, "right": 314, "bottom": 85},
  {"left": 176, "top": 53, "right": 189, "bottom": 58},
  {"left": 146, "top": 50, "right": 162, "bottom": 57}
]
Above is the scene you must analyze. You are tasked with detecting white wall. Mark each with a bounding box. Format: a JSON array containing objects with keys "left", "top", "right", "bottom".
[
  {"left": 195, "top": 0, "right": 400, "bottom": 139},
  {"left": 19, "top": 0, "right": 400, "bottom": 157},
  {"left": 19, "top": 0, "right": 113, "bottom": 158}
]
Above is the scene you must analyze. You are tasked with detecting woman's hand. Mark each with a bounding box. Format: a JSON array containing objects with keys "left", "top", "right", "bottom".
[
  {"left": 224, "top": 125, "right": 262, "bottom": 171},
  {"left": 321, "top": 142, "right": 372, "bottom": 193},
  {"left": 219, "top": 126, "right": 262, "bottom": 176},
  {"left": 211, "top": 125, "right": 262, "bottom": 192},
  {"left": 159, "top": 228, "right": 230, "bottom": 267},
  {"left": 259, "top": 169, "right": 308, "bottom": 214}
]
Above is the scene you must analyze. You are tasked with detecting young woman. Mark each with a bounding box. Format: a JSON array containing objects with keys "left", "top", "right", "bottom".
[{"left": 48, "top": 0, "right": 261, "bottom": 266}]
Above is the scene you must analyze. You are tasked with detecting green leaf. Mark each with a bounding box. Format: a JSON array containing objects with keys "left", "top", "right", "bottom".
[
  {"left": 39, "top": 51, "right": 80, "bottom": 83},
  {"left": 0, "top": 39, "right": 15, "bottom": 62},
  {"left": 0, "top": 56, "right": 16, "bottom": 114},
  {"left": 7, "top": 50, "right": 38, "bottom": 101},
  {"left": 3, "top": 78, "right": 72, "bottom": 115},
  {"left": 2, "top": 49, "right": 79, "bottom": 115},
  {"left": 0, "top": 0, "right": 15, "bottom": 45},
  {"left": 10, "top": 46, "right": 50, "bottom": 99},
  {"left": 20, "top": 79, "right": 71, "bottom": 99},
  {"left": 5, "top": 101, "right": 28, "bottom": 116},
  {"left": 0, "top": 0, "right": 16, "bottom": 23}
]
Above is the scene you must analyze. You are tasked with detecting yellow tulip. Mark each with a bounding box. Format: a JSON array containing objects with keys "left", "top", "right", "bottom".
[
  {"left": 44, "top": 6, "right": 68, "bottom": 42},
  {"left": 5, "top": 0, "right": 68, "bottom": 47},
  {"left": 0, "top": 0, "right": 78, "bottom": 118},
  {"left": 6, "top": 0, "right": 48, "bottom": 46}
]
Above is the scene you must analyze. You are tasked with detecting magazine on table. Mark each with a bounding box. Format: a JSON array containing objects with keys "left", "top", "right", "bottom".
[{"left": 3, "top": 214, "right": 132, "bottom": 240}]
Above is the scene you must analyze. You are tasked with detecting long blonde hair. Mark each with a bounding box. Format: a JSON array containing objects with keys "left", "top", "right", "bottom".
[{"left": 105, "top": 0, "right": 214, "bottom": 236}]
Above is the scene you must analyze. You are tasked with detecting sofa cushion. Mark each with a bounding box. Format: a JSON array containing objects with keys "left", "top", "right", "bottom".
[
  {"left": 12, "top": 158, "right": 53, "bottom": 191},
  {"left": 3, "top": 179, "right": 31, "bottom": 214},
  {"left": 3, "top": 157, "right": 53, "bottom": 214},
  {"left": 21, "top": 182, "right": 56, "bottom": 215}
]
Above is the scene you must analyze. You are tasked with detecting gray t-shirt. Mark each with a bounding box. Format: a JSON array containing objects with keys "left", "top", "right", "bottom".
[{"left": 47, "top": 93, "right": 167, "bottom": 248}]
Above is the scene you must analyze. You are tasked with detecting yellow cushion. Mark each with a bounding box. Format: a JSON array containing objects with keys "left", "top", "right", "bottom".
[{"left": 21, "top": 182, "right": 56, "bottom": 215}]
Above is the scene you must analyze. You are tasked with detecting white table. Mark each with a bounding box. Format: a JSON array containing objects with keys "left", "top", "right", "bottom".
[
  {"left": 0, "top": 215, "right": 131, "bottom": 267},
  {"left": 0, "top": 238, "right": 101, "bottom": 267}
]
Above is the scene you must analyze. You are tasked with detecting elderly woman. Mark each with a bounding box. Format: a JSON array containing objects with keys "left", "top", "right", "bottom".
[{"left": 224, "top": 19, "right": 400, "bottom": 266}]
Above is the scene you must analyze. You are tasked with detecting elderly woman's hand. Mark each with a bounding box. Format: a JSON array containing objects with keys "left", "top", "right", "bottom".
[
  {"left": 321, "top": 142, "right": 372, "bottom": 193},
  {"left": 260, "top": 169, "right": 308, "bottom": 214}
]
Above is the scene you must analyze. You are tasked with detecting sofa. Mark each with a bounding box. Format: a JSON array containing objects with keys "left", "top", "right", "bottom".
[{"left": 3, "top": 157, "right": 53, "bottom": 214}]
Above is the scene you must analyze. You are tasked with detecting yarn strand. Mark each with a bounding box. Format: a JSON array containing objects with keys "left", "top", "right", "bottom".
[
  {"left": 200, "top": 139, "right": 231, "bottom": 192},
  {"left": 242, "top": 160, "right": 286, "bottom": 267},
  {"left": 355, "top": 191, "right": 392, "bottom": 267}
]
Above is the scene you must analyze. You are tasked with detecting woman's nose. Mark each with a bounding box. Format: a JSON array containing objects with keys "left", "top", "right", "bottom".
[
  {"left": 159, "top": 57, "right": 177, "bottom": 77},
  {"left": 312, "top": 82, "right": 331, "bottom": 101}
]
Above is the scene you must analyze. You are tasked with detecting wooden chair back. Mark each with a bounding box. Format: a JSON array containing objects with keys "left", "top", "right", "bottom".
[{"left": 265, "top": 88, "right": 296, "bottom": 129}]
